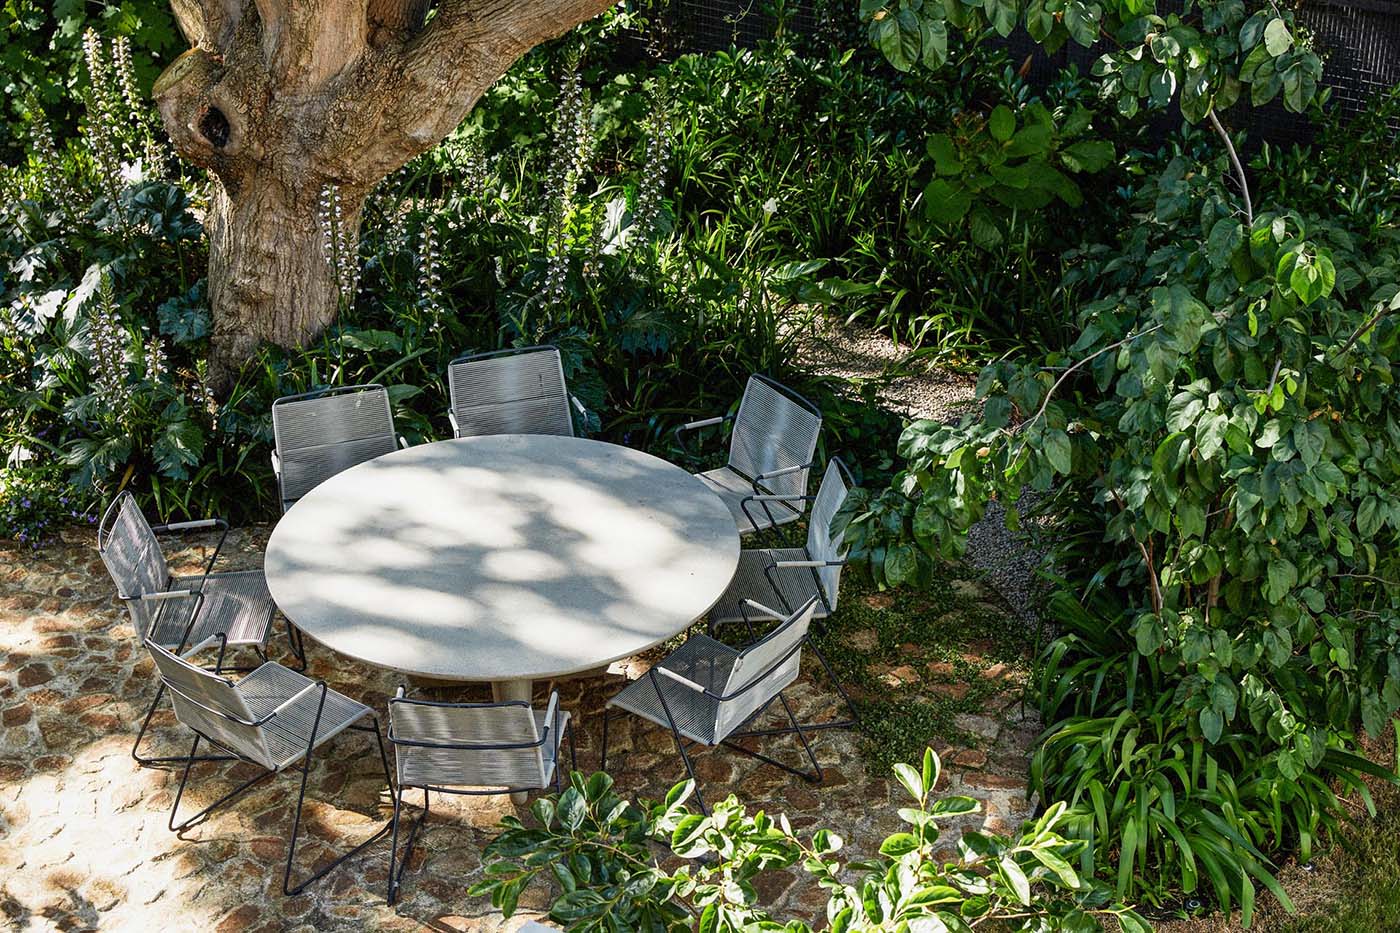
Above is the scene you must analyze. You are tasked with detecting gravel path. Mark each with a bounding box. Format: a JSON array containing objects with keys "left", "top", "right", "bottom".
[{"left": 797, "top": 316, "right": 1051, "bottom": 624}]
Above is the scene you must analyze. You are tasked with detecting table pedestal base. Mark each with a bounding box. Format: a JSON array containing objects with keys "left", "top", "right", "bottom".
[{"left": 491, "top": 679, "right": 533, "bottom": 804}]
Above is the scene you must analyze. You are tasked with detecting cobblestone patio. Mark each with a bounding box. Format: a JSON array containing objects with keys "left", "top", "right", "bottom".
[{"left": 1, "top": 524, "right": 1038, "bottom": 931}]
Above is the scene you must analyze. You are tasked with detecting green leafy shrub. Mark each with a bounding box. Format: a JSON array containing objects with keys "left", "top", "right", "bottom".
[
  {"left": 473, "top": 750, "right": 1152, "bottom": 931},
  {"left": 846, "top": 124, "right": 1400, "bottom": 918}
]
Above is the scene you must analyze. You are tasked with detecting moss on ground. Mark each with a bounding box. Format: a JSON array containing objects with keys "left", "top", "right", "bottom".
[{"left": 813, "top": 567, "right": 1036, "bottom": 776}]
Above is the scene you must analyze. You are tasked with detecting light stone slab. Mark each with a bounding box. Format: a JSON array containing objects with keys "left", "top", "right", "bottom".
[{"left": 265, "top": 435, "right": 741, "bottom": 687}]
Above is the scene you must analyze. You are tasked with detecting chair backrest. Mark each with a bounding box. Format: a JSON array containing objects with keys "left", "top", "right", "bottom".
[
  {"left": 389, "top": 696, "right": 549, "bottom": 790},
  {"left": 729, "top": 375, "right": 822, "bottom": 501},
  {"left": 97, "top": 492, "right": 168, "bottom": 639},
  {"left": 145, "top": 641, "right": 271, "bottom": 767},
  {"left": 448, "top": 345, "right": 574, "bottom": 438},
  {"left": 272, "top": 384, "right": 398, "bottom": 509},
  {"left": 807, "top": 459, "right": 852, "bottom": 611},
  {"left": 714, "top": 597, "right": 817, "bottom": 741}
]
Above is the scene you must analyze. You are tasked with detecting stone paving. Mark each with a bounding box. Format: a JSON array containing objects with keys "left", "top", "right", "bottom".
[{"left": 1, "top": 524, "right": 1038, "bottom": 931}]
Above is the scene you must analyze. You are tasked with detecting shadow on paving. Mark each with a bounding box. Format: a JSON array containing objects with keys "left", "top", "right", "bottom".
[{"left": 0, "top": 523, "right": 1040, "bottom": 931}]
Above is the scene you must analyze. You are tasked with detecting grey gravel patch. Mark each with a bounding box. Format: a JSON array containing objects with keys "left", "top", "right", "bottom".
[
  {"left": 796, "top": 316, "right": 980, "bottom": 425},
  {"left": 796, "top": 315, "right": 1050, "bottom": 626}
]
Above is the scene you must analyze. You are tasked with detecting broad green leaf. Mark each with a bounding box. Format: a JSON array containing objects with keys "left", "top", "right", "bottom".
[
  {"left": 988, "top": 105, "right": 1016, "bottom": 143},
  {"left": 1263, "top": 17, "right": 1292, "bottom": 55}
]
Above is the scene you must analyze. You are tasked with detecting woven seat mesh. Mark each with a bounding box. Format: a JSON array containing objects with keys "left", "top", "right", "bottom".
[
  {"left": 149, "top": 645, "right": 369, "bottom": 771},
  {"left": 708, "top": 460, "right": 851, "bottom": 624},
  {"left": 729, "top": 377, "right": 820, "bottom": 500},
  {"left": 449, "top": 348, "right": 574, "bottom": 438},
  {"left": 273, "top": 387, "right": 398, "bottom": 505},
  {"left": 391, "top": 702, "right": 567, "bottom": 789},
  {"left": 98, "top": 494, "right": 170, "bottom": 638},
  {"left": 612, "top": 601, "right": 815, "bottom": 745},
  {"left": 144, "top": 570, "right": 276, "bottom": 649}
]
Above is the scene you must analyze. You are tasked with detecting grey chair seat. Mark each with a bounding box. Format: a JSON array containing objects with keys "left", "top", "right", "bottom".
[
  {"left": 697, "top": 467, "right": 800, "bottom": 535},
  {"left": 147, "top": 570, "right": 277, "bottom": 650},
  {"left": 233, "top": 662, "right": 373, "bottom": 771},
  {"left": 394, "top": 709, "right": 571, "bottom": 789},
  {"left": 707, "top": 549, "right": 824, "bottom": 626},
  {"left": 608, "top": 635, "right": 742, "bottom": 745}
]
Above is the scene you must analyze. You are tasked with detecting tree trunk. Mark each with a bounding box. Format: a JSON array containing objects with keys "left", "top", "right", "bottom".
[
  {"left": 156, "top": 0, "right": 617, "bottom": 390},
  {"left": 205, "top": 180, "right": 361, "bottom": 384}
]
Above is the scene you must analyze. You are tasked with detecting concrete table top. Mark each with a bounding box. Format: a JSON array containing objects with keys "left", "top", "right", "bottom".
[{"left": 264, "top": 435, "right": 741, "bottom": 684}]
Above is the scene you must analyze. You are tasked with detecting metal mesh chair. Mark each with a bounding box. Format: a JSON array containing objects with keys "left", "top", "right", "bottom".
[
  {"left": 97, "top": 491, "right": 293, "bottom": 766},
  {"left": 675, "top": 374, "right": 822, "bottom": 536},
  {"left": 271, "top": 384, "right": 403, "bottom": 513},
  {"left": 385, "top": 688, "right": 576, "bottom": 904},
  {"left": 706, "top": 459, "right": 862, "bottom": 733},
  {"left": 447, "top": 345, "right": 585, "bottom": 438},
  {"left": 602, "top": 597, "right": 824, "bottom": 814},
  {"left": 146, "top": 636, "right": 393, "bottom": 896}
]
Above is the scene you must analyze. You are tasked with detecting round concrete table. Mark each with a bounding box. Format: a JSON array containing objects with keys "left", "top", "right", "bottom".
[{"left": 265, "top": 432, "right": 740, "bottom": 719}]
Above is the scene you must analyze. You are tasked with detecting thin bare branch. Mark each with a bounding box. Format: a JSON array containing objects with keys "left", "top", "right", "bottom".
[{"left": 1209, "top": 109, "right": 1253, "bottom": 227}]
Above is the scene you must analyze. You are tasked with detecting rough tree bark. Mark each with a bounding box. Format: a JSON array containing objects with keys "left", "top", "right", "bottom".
[{"left": 154, "top": 0, "right": 616, "bottom": 387}]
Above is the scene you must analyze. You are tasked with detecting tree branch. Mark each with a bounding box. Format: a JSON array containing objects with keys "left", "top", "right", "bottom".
[
  {"left": 383, "top": 0, "right": 616, "bottom": 158},
  {"left": 1209, "top": 109, "right": 1253, "bottom": 228},
  {"left": 1016, "top": 323, "right": 1165, "bottom": 436}
]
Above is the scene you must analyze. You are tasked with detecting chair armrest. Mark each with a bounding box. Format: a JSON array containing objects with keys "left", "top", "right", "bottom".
[
  {"left": 673, "top": 414, "right": 730, "bottom": 459},
  {"left": 771, "top": 559, "right": 845, "bottom": 569},
  {"left": 178, "top": 631, "right": 230, "bottom": 673},
  {"left": 653, "top": 665, "right": 708, "bottom": 694},
  {"left": 752, "top": 463, "right": 812, "bottom": 489},
  {"left": 178, "top": 632, "right": 226, "bottom": 659},
  {"left": 398, "top": 435, "right": 410, "bottom": 449},
  {"left": 262, "top": 681, "right": 324, "bottom": 724},
  {"left": 570, "top": 395, "right": 586, "bottom": 415},
  {"left": 742, "top": 598, "right": 787, "bottom": 620},
  {"left": 541, "top": 690, "right": 560, "bottom": 743},
  {"left": 138, "top": 588, "right": 196, "bottom": 602},
  {"left": 271, "top": 450, "right": 281, "bottom": 476},
  {"left": 152, "top": 518, "right": 227, "bottom": 533},
  {"left": 447, "top": 409, "right": 459, "bottom": 438},
  {"left": 744, "top": 494, "right": 813, "bottom": 503}
]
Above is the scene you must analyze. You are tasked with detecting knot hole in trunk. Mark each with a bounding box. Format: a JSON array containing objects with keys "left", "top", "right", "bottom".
[{"left": 200, "top": 106, "right": 231, "bottom": 148}]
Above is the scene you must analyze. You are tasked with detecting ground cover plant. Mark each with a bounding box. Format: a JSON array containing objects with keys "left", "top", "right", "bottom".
[{"left": 473, "top": 750, "right": 1152, "bottom": 932}]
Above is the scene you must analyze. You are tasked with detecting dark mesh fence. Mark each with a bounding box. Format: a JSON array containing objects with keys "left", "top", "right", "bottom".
[{"left": 664, "top": 0, "right": 1400, "bottom": 143}]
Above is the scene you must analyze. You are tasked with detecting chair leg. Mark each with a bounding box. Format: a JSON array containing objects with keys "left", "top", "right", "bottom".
[
  {"left": 721, "top": 693, "right": 823, "bottom": 785},
  {"left": 387, "top": 788, "right": 429, "bottom": 906},
  {"left": 651, "top": 679, "right": 708, "bottom": 815},
  {"left": 286, "top": 619, "right": 308, "bottom": 672},
  {"left": 567, "top": 718, "right": 578, "bottom": 774},
  {"left": 802, "top": 642, "right": 862, "bottom": 732},
  {"left": 168, "top": 734, "right": 275, "bottom": 833},
  {"left": 600, "top": 708, "right": 611, "bottom": 773},
  {"left": 284, "top": 717, "right": 395, "bottom": 896}
]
